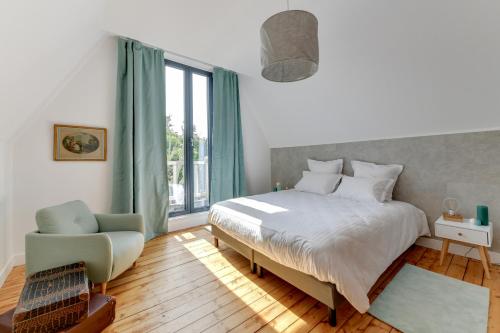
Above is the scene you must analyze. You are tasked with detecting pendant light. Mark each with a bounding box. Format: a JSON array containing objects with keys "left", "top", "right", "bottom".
[{"left": 260, "top": 0, "right": 319, "bottom": 82}]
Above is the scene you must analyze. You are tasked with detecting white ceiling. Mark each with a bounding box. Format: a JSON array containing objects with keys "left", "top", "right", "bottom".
[
  {"left": 3, "top": 0, "right": 500, "bottom": 148},
  {"left": 103, "top": 0, "right": 279, "bottom": 76}
]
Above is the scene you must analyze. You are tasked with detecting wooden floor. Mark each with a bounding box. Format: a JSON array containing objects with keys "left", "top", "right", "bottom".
[{"left": 1, "top": 226, "right": 499, "bottom": 333}]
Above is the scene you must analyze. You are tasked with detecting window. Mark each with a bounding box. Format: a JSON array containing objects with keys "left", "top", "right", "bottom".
[{"left": 165, "top": 60, "right": 212, "bottom": 216}]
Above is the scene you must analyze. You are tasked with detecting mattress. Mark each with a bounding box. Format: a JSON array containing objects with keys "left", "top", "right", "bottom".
[{"left": 208, "top": 190, "right": 430, "bottom": 313}]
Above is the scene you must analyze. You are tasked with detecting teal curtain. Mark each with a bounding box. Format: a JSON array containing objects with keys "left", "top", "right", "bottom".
[
  {"left": 112, "top": 38, "right": 169, "bottom": 241},
  {"left": 210, "top": 68, "right": 247, "bottom": 204}
]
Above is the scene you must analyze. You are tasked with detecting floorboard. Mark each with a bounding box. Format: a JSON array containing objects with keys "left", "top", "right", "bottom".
[{"left": 0, "top": 226, "right": 497, "bottom": 332}]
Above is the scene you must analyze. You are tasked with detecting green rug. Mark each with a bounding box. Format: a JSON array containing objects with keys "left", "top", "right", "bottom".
[{"left": 368, "top": 264, "right": 489, "bottom": 333}]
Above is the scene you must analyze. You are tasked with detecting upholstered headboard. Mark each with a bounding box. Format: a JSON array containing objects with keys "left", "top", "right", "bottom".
[{"left": 271, "top": 130, "right": 500, "bottom": 251}]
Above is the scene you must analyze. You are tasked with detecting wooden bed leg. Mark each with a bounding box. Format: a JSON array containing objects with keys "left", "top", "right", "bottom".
[
  {"left": 213, "top": 237, "right": 219, "bottom": 248},
  {"left": 250, "top": 258, "right": 256, "bottom": 273},
  {"left": 256, "top": 265, "right": 264, "bottom": 278},
  {"left": 328, "top": 308, "right": 337, "bottom": 327}
]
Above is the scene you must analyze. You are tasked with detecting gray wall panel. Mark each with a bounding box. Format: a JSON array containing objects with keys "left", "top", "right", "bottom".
[{"left": 271, "top": 131, "right": 500, "bottom": 251}]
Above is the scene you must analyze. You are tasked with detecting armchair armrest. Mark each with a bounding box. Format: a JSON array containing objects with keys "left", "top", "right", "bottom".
[
  {"left": 25, "top": 232, "right": 113, "bottom": 283},
  {"left": 95, "top": 213, "right": 145, "bottom": 235}
]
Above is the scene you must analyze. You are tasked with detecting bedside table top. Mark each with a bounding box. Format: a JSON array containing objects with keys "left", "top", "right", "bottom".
[{"left": 435, "top": 216, "right": 492, "bottom": 233}]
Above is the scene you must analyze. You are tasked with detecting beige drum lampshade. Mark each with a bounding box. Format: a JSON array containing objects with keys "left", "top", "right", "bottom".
[{"left": 260, "top": 10, "right": 319, "bottom": 82}]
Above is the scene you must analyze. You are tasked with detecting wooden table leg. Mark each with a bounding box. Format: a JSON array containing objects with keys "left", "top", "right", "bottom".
[
  {"left": 485, "top": 248, "right": 492, "bottom": 268},
  {"left": 440, "top": 239, "right": 449, "bottom": 266},
  {"left": 478, "top": 246, "right": 491, "bottom": 279},
  {"left": 101, "top": 282, "right": 107, "bottom": 294}
]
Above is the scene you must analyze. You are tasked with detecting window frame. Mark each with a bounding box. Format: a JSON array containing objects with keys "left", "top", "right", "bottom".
[{"left": 165, "top": 59, "right": 213, "bottom": 217}]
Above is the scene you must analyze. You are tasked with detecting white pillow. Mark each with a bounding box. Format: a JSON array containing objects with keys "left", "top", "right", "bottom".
[
  {"left": 331, "top": 176, "right": 394, "bottom": 203},
  {"left": 351, "top": 160, "right": 403, "bottom": 201},
  {"left": 295, "top": 171, "right": 343, "bottom": 195},
  {"left": 307, "top": 158, "right": 343, "bottom": 174}
]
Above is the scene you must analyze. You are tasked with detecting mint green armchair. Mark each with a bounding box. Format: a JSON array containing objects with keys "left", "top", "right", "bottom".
[{"left": 25, "top": 200, "right": 145, "bottom": 293}]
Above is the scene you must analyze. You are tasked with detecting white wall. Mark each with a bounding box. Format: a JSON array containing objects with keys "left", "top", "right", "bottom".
[
  {"left": 0, "top": 143, "right": 8, "bottom": 268},
  {"left": 8, "top": 35, "right": 271, "bottom": 259},
  {"left": 240, "top": 75, "right": 271, "bottom": 195},
  {"left": 0, "top": 142, "right": 13, "bottom": 285},
  {"left": 246, "top": 0, "right": 500, "bottom": 148},
  {"left": 11, "top": 36, "right": 117, "bottom": 256}
]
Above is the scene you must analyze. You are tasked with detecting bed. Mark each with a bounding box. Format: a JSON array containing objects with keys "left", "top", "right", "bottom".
[{"left": 208, "top": 189, "right": 430, "bottom": 326}]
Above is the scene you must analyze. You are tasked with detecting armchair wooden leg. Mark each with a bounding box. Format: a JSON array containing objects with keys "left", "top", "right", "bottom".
[
  {"left": 132, "top": 260, "right": 137, "bottom": 268},
  {"left": 100, "top": 282, "right": 107, "bottom": 295}
]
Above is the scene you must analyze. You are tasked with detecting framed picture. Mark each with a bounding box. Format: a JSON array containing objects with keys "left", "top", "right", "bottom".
[{"left": 53, "top": 124, "right": 107, "bottom": 161}]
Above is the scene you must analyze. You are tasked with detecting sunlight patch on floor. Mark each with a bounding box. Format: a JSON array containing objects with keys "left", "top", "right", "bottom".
[
  {"left": 182, "top": 232, "right": 196, "bottom": 240},
  {"left": 183, "top": 238, "right": 284, "bottom": 310}
]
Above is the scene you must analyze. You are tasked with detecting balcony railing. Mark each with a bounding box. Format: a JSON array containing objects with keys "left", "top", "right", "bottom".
[{"left": 168, "top": 158, "right": 209, "bottom": 211}]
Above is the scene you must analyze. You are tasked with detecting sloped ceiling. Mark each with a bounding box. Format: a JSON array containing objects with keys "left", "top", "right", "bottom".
[
  {"left": 104, "top": 0, "right": 500, "bottom": 148},
  {"left": 0, "top": 0, "right": 110, "bottom": 141},
  {"left": 103, "top": 0, "right": 273, "bottom": 75},
  {"left": 3, "top": 0, "right": 500, "bottom": 148}
]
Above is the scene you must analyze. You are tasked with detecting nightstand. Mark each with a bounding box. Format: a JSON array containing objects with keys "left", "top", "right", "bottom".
[{"left": 435, "top": 216, "right": 493, "bottom": 279}]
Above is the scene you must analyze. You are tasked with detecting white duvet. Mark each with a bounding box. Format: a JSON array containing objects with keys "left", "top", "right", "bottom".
[{"left": 208, "top": 190, "right": 430, "bottom": 313}]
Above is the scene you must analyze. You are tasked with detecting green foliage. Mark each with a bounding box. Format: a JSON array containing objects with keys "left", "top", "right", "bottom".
[
  {"left": 167, "top": 115, "right": 183, "bottom": 162},
  {"left": 166, "top": 115, "right": 208, "bottom": 185}
]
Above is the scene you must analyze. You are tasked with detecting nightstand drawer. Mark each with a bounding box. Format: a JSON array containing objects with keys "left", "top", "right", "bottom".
[{"left": 435, "top": 223, "right": 488, "bottom": 246}]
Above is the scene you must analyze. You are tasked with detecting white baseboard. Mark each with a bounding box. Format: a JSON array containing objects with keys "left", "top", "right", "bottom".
[
  {"left": 168, "top": 211, "right": 209, "bottom": 233},
  {"left": 416, "top": 237, "right": 500, "bottom": 264},
  {"left": 0, "top": 257, "right": 14, "bottom": 288},
  {"left": 0, "top": 252, "right": 24, "bottom": 288}
]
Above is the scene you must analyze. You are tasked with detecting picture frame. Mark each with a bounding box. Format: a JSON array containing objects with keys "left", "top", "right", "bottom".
[{"left": 53, "top": 124, "right": 107, "bottom": 161}]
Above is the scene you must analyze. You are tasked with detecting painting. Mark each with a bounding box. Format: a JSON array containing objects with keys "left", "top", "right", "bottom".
[{"left": 53, "top": 124, "right": 107, "bottom": 161}]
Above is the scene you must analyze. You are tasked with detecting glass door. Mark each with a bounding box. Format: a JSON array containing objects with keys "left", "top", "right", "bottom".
[
  {"left": 165, "top": 65, "right": 186, "bottom": 214},
  {"left": 165, "top": 60, "right": 212, "bottom": 216}
]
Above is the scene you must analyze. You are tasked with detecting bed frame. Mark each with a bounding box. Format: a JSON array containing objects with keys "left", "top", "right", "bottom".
[{"left": 211, "top": 225, "right": 340, "bottom": 326}]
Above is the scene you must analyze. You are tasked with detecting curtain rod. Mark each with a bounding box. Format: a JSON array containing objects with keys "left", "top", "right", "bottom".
[
  {"left": 164, "top": 49, "right": 216, "bottom": 70},
  {"left": 117, "top": 35, "right": 217, "bottom": 70}
]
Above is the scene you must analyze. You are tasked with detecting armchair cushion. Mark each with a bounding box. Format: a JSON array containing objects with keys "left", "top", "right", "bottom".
[
  {"left": 103, "top": 232, "right": 144, "bottom": 279},
  {"left": 36, "top": 200, "right": 99, "bottom": 234},
  {"left": 95, "top": 214, "right": 145, "bottom": 235}
]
